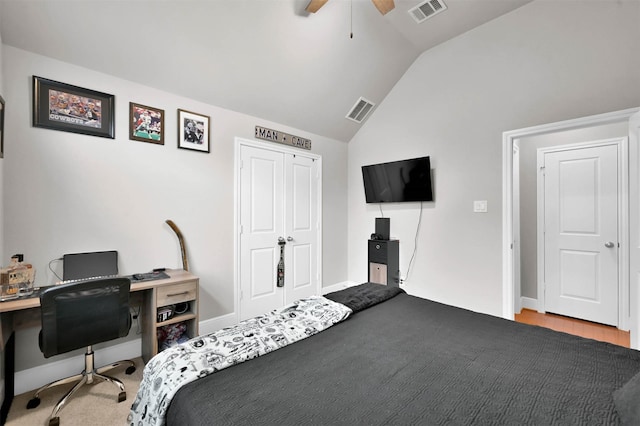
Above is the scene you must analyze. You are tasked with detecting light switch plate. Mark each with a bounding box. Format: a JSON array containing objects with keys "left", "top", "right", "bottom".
[{"left": 474, "top": 200, "right": 488, "bottom": 213}]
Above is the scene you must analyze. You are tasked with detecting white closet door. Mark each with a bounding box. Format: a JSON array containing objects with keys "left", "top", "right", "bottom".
[
  {"left": 239, "top": 145, "right": 285, "bottom": 320},
  {"left": 284, "top": 154, "right": 318, "bottom": 304},
  {"left": 239, "top": 144, "right": 320, "bottom": 320}
]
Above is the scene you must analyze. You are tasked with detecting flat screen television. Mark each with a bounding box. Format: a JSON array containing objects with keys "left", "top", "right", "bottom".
[{"left": 362, "top": 156, "right": 433, "bottom": 203}]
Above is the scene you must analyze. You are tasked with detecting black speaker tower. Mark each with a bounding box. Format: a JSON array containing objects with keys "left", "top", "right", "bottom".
[
  {"left": 368, "top": 239, "right": 400, "bottom": 286},
  {"left": 375, "top": 217, "right": 390, "bottom": 240}
]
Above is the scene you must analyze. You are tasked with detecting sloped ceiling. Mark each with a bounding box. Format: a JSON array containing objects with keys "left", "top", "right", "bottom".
[{"left": 0, "top": 0, "right": 531, "bottom": 142}]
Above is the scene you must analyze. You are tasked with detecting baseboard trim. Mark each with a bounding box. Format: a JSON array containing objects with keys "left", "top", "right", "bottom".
[
  {"left": 520, "top": 296, "right": 539, "bottom": 312},
  {"left": 198, "top": 312, "right": 237, "bottom": 336}
]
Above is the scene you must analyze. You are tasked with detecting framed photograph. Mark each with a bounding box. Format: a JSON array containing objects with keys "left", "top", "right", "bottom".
[
  {"left": 0, "top": 95, "right": 4, "bottom": 159},
  {"left": 32, "top": 76, "right": 115, "bottom": 139},
  {"left": 178, "top": 109, "right": 210, "bottom": 153},
  {"left": 130, "top": 102, "right": 164, "bottom": 145}
]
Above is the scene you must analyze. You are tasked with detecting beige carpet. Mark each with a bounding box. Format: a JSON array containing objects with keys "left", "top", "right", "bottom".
[{"left": 6, "top": 358, "right": 143, "bottom": 426}]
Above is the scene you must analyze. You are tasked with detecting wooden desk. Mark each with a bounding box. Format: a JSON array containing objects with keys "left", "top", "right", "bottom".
[
  {"left": 0, "top": 269, "right": 199, "bottom": 357},
  {"left": 0, "top": 269, "right": 199, "bottom": 424}
]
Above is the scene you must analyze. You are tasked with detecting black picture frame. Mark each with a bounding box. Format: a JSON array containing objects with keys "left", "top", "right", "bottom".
[
  {"left": 32, "top": 76, "right": 115, "bottom": 139},
  {"left": 129, "top": 102, "right": 164, "bottom": 145},
  {"left": 0, "top": 94, "right": 4, "bottom": 159},
  {"left": 178, "top": 109, "right": 210, "bottom": 153}
]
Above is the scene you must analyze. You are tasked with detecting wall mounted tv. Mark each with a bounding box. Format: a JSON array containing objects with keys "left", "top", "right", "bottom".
[{"left": 362, "top": 156, "right": 433, "bottom": 203}]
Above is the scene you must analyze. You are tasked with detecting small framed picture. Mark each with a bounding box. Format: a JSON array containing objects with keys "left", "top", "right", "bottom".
[
  {"left": 178, "top": 109, "right": 210, "bottom": 153},
  {"left": 0, "top": 94, "right": 5, "bottom": 159},
  {"left": 130, "top": 102, "right": 164, "bottom": 145},
  {"left": 32, "top": 76, "right": 115, "bottom": 139}
]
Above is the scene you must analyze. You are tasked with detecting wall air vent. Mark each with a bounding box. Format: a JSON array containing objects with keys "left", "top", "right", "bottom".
[
  {"left": 346, "top": 97, "right": 375, "bottom": 123},
  {"left": 409, "top": 0, "right": 447, "bottom": 24}
]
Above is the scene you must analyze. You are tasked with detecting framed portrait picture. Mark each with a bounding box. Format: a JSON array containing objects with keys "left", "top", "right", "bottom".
[
  {"left": 178, "top": 109, "right": 210, "bottom": 153},
  {"left": 130, "top": 102, "right": 164, "bottom": 145},
  {"left": 0, "top": 95, "right": 4, "bottom": 159},
  {"left": 32, "top": 76, "right": 115, "bottom": 139}
]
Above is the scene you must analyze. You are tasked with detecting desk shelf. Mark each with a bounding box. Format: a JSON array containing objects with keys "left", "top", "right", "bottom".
[
  {"left": 157, "top": 312, "right": 197, "bottom": 328},
  {"left": 140, "top": 271, "right": 199, "bottom": 363}
]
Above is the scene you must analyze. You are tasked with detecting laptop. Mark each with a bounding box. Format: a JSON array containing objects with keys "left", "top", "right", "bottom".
[{"left": 62, "top": 250, "right": 118, "bottom": 281}]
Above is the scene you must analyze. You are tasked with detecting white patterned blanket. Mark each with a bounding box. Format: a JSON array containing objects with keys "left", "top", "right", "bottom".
[{"left": 128, "top": 295, "right": 352, "bottom": 426}]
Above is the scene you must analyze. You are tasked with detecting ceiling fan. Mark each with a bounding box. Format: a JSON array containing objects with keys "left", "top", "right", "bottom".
[{"left": 306, "top": 0, "right": 395, "bottom": 15}]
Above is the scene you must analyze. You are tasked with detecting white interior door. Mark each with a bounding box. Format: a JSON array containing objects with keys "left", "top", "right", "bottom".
[
  {"left": 239, "top": 146, "right": 285, "bottom": 319},
  {"left": 239, "top": 144, "right": 320, "bottom": 320},
  {"left": 541, "top": 144, "right": 619, "bottom": 326},
  {"left": 284, "top": 154, "right": 318, "bottom": 304}
]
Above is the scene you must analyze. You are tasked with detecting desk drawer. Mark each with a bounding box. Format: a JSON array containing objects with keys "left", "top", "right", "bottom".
[{"left": 157, "top": 281, "right": 197, "bottom": 307}]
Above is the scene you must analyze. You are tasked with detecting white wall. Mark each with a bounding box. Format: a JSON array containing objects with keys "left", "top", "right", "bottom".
[
  {"left": 2, "top": 46, "right": 348, "bottom": 372},
  {"left": 347, "top": 0, "right": 640, "bottom": 316}
]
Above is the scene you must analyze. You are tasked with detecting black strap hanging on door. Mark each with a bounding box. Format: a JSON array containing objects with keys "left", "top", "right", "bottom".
[{"left": 277, "top": 237, "right": 286, "bottom": 287}]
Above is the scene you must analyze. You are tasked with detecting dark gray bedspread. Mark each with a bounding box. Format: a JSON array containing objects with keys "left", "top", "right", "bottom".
[{"left": 166, "top": 293, "right": 640, "bottom": 425}]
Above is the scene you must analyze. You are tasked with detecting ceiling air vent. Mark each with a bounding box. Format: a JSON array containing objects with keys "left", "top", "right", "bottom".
[
  {"left": 409, "top": 0, "right": 447, "bottom": 24},
  {"left": 346, "top": 97, "right": 375, "bottom": 123}
]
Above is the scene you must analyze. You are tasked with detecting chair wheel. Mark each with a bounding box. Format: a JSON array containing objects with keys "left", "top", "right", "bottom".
[
  {"left": 48, "top": 417, "right": 60, "bottom": 426},
  {"left": 26, "top": 397, "right": 40, "bottom": 409},
  {"left": 118, "top": 391, "right": 126, "bottom": 402},
  {"left": 125, "top": 365, "right": 136, "bottom": 375}
]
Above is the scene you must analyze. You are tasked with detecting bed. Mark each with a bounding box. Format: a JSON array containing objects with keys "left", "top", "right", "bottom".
[{"left": 129, "top": 283, "right": 640, "bottom": 425}]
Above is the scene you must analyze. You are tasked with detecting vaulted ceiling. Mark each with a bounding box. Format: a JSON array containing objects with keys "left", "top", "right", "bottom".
[{"left": 0, "top": 0, "right": 531, "bottom": 142}]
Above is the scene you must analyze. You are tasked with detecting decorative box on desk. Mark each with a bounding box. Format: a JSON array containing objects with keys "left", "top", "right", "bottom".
[
  {"left": 368, "top": 239, "right": 400, "bottom": 286},
  {"left": 140, "top": 269, "right": 199, "bottom": 362}
]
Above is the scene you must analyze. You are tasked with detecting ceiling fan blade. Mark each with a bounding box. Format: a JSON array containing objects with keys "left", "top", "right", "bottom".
[
  {"left": 371, "top": 0, "right": 395, "bottom": 15},
  {"left": 306, "top": 0, "right": 329, "bottom": 13}
]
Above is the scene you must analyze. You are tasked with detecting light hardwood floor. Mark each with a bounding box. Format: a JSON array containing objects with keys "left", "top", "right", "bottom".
[{"left": 515, "top": 309, "right": 630, "bottom": 348}]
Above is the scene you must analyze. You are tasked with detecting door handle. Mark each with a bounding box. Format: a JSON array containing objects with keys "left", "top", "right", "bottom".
[
  {"left": 287, "top": 236, "right": 294, "bottom": 242},
  {"left": 278, "top": 237, "right": 286, "bottom": 244},
  {"left": 605, "top": 241, "right": 615, "bottom": 248}
]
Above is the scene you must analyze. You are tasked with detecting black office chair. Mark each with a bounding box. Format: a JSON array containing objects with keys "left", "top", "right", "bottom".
[{"left": 26, "top": 277, "right": 136, "bottom": 426}]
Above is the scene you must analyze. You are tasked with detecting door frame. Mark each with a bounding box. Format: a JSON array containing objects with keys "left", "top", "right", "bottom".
[
  {"left": 513, "top": 144, "right": 521, "bottom": 311},
  {"left": 535, "top": 138, "right": 628, "bottom": 328},
  {"left": 502, "top": 107, "right": 639, "bottom": 324},
  {"left": 234, "top": 137, "right": 323, "bottom": 323}
]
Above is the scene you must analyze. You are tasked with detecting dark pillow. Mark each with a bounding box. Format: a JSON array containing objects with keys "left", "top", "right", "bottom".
[
  {"left": 614, "top": 370, "right": 640, "bottom": 425},
  {"left": 324, "top": 282, "right": 405, "bottom": 313}
]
